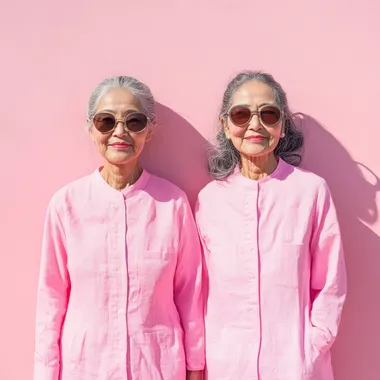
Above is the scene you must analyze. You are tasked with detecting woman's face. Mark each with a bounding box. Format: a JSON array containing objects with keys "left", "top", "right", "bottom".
[
  {"left": 222, "top": 80, "right": 283, "bottom": 159},
  {"left": 89, "top": 87, "right": 152, "bottom": 166}
]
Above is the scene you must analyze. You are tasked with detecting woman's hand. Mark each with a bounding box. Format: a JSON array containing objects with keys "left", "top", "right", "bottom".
[{"left": 186, "top": 370, "right": 204, "bottom": 380}]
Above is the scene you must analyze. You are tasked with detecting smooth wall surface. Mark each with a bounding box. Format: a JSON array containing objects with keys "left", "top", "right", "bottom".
[{"left": 1, "top": 1, "right": 379, "bottom": 379}]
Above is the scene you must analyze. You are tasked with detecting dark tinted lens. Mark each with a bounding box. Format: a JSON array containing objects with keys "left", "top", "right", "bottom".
[
  {"left": 93, "top": 113, "right": 116, "bottom": 133},
  {"left": 229, "top": 106, "right": 251, "bottom": 125},
  {"left": 260, "top": 106, "right": 281, "bottom": 125},
  {"left": 126, "top": 112, "right": 148, "bottom": 132}
]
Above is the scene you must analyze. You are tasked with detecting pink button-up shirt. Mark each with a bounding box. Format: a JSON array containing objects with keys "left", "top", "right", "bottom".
[
  {"left": 34, "top": 168, "right": 205, "bottom": 380},
  {"left": 196, "top": 159, "right": 347, "bottom": 380}
]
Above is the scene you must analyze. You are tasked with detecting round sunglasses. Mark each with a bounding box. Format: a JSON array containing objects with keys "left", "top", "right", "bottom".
[
  {"left": 227, "top": 105, "right": 282, "bottom": 127},
  {"left": 93, "top": 112, "right": 149, "bottom": 134}
]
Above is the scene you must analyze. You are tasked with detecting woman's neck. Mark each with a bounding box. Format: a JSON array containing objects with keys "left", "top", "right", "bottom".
[
  {"left": 240, "top": 153, "right": 278, "bottom": 181},
  {"left": 101, "top": 161, "right": 142, "bottom": 190}
]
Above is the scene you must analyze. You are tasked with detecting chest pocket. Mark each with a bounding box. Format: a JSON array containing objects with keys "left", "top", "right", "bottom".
[
  {"left": 272, "top": 242, "right": 307, "bottom": 288},
  {"left": 275, "top": 217, "right": 311, "bottom": 288},
  {"left": 142, "top": 250, "right": 175, "bottom": 261},
  {"left": 142, "top": 228, "right": 177, "bottom": 261},
  {"left": 136, "top": 249, "right": 177, "bottom": 297}
]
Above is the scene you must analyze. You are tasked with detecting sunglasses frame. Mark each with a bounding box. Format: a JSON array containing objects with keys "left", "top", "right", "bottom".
[
  {"left": 91, "top": 111, "right": 151, "bottom": 134},
  {"left": 225, "top": 104, "right": 283, "bottom": 127}
]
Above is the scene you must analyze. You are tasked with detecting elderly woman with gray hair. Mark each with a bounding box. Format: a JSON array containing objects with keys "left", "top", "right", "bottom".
[
  {"left": 196, "top": 71, "right": 347, "bottom": 380},
  {"left": 34, "top": 76, "right": 205, "bottom": 380}
]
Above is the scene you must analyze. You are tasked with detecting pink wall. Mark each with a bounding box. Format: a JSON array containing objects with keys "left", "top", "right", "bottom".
[{"left": 1, "top": 0, "right": 379, "bottom": 379}]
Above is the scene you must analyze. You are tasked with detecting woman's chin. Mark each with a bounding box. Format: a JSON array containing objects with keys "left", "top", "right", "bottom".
[
  {"left": 104, "top": 152, "right": 137, "bottom": 166},
  {"left": 240, "top": 146, "right": 271, "bottom": 158}
]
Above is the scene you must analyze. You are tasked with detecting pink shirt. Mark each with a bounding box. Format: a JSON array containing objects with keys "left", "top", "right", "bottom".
[
  {"left": 196, "top": 159, "right": 347, "bottom": 380},
  {"left": 34, "top": 168, "right": 205, "bottom": 380}
]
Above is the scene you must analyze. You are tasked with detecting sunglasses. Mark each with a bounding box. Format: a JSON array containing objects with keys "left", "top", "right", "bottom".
[
  {"left": 227, "top": 105, "right": 282, "bottom": 127},
  {"left": 92, "top": 112, "right": 149, "bottom": 134}
]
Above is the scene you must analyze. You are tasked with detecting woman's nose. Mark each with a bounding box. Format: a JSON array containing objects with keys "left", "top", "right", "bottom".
[
  {"left": 113, "top": 120, "right": 127, "bottom": 136},
  {"left": 248, "top": 113, "right": 261, "bottom": 130}
]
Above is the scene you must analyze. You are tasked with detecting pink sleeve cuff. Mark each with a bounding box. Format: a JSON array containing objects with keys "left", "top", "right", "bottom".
[{"left": 34, "top": 363, "right": 60, "bottom": 380}]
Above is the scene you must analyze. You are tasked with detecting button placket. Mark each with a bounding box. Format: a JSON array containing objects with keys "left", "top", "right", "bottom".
[{"left": 111, "top": 196, "right": 128, "bottom": 378}]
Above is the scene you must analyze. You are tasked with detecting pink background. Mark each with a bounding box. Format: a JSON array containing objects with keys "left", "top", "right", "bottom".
[{"left": 1, "top": 0, "right": 379, "bottom": 379}]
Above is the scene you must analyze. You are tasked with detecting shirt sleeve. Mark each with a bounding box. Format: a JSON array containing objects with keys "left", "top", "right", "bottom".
[
  {"left": 34, "top": 200, "right": 70, "bottom": 380},
  {"left": 173, "top": 197, "right": 205, "bottom": 371},
  {"left": 194, "top": 199, "right": 210, "bottom": 314},
  {"left": 310, "top": 180, "right": 347, "bottom": 353}
]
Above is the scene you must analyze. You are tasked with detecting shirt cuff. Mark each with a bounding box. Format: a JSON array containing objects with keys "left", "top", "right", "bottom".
[{"left": 34, "top": 363, "right": 60, "bottom": 380}]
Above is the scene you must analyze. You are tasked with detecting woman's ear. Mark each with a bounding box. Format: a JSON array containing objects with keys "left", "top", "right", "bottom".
[
  {"left": 280, "top": 120, "right": 286, "bottom": 138},
  {"left": 145, "top": 125, "right": 154, "bottom": 142},
  {"left": 221, "top": 117, "right": 231, "bottom": 139},
  {"left": 86, "top": 120, "right": 96, "bottom": 143}
]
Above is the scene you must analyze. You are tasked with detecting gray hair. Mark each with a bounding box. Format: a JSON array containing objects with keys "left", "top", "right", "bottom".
[
  {"left": 87, "top": 76, "right": 156, "bottom": 124},
  {"left": 208, "top": 70, "right": 304, "bottom": 180}
]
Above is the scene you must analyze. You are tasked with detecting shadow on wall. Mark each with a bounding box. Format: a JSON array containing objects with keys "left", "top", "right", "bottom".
[
  {"left": 141, "top": 102, "right": 212, "bottom": 207},
  {"left": 297, "top": 114, "right": 380, "bottom": 380}
]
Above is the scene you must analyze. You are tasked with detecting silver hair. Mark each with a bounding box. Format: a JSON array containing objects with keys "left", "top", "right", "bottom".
[
  {"left": 87, "top": 76, "right": 156, "bottom": 124},
  {"left": 208, "top": 70, "right": 304, "bottom": 180}
]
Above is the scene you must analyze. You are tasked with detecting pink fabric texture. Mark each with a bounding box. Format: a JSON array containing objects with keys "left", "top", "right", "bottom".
[
  {"left": 196, "top": 159, "right": 347, "bottom": 380},
  {"left": 34, "top": 168, "right": 205, "bottom": 380}
]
